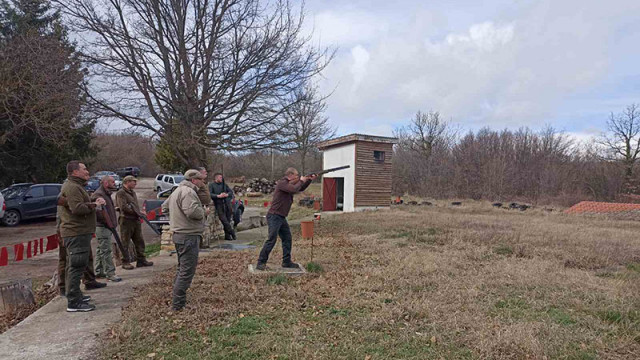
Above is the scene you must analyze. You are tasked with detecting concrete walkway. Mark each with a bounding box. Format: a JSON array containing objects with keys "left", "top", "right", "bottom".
[{"left": 0, "top": 213, "right": 321, "bottom": 360}]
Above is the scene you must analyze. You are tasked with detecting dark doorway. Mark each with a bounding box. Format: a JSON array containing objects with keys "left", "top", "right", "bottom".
[{"left": 335, "top": 178, "right": 344, "bottom": 211}]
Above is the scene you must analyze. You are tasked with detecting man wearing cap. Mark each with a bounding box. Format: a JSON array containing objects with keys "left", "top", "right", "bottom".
[
  {"left": 161, "top": 169, "right": 209, "bottom": 311},
  {"left": 256, "top": 168, "right": 316, "bottom": 270},
  {"left": 116, "top": 175, "right": 153, "bottom": 269}
]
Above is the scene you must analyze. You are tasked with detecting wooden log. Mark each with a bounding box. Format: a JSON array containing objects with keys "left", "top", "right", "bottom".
[{"left": 0, "top": 279, "right": 35, "bottom": 314}]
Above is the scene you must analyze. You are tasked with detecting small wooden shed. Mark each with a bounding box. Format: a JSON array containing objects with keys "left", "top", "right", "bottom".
[{"left": 317, "top": 133, "right": 397, "bottom": 212}]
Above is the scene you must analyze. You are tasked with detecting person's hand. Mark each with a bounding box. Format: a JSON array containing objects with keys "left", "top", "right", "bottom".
[
  {"left": 310, "top": 174, "right": 318, "bottom": 181},
  {"left": 95, "top": 198, "right": 106, "bottom": 206},
  {"left": 205, "top": 207, "right": 211, "bottom": 215},
  {"left": 300, "top": 176, "right": 309, "bottom": 182}
]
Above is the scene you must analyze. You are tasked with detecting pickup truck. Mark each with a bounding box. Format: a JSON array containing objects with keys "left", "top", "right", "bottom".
[{"left": 142, "top": 186, "right": 176, "bottom": 230}]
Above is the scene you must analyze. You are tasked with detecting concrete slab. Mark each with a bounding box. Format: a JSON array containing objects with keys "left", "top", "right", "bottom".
[
  {"left": 0, "top": 255, "right": 179, "bottom": 360},
  {"left": 212, "top": 243, "right": 256, "bottom": 250},
  {"left": 247, "top": 263, "right": 307, "bottom": 275}
]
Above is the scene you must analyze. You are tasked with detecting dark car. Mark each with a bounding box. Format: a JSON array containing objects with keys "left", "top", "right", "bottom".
[
  {"left": 115, "top": 167, "right": 141, "bottom": 178},
  {"left": 1, "top": 183, "right": 62, "bottom": 226},
  {"left": 84, "top": 177, "right": 101, "bottom": 194}
]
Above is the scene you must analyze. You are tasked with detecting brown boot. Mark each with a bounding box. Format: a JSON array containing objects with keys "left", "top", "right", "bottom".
[
  {"left": 137, "top": 259, "right": 154, "bottom": 267},
  {"left": 122, "top": 263, "right": 134, "bottom": 270}
]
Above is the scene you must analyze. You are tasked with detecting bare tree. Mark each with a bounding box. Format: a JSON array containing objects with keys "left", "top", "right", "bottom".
[
  {"left": 399, "top": 110, "right": 455, "bottom": 160},
  {"left": 56, "top": 0, "right": 333, "bottom": 167},
  {"left": 597, "top": 103, "right": 640, "bottom": 177},
  {"left": 282, "top": 84, "right": 335, "bottom": 174}
]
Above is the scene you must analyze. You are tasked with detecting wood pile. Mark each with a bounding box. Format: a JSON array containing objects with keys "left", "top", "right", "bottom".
[{"left": 232, "top": 178, "right": 277, "bottom": 196}]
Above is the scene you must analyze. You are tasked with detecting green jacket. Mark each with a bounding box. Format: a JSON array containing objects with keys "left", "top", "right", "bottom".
[
  {"left": 59, "top": 176, "right": 96, "bottom": 238},
  {"left": 116, "top": 187, "right": 140, "bottom": 221}
]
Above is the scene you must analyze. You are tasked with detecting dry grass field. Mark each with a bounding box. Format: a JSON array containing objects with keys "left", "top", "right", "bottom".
[{"left": 100, "top": 202, "right": 640, "bottom": 359}]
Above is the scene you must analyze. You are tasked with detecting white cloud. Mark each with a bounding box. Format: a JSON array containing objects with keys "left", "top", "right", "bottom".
[{"left": 312, "top": 0, "right": 640, "bottom": 136}]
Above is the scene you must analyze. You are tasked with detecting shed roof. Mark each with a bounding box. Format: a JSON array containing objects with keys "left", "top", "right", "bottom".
[{"left": 317, "top": 133, "right": 398, "bottom": 150}]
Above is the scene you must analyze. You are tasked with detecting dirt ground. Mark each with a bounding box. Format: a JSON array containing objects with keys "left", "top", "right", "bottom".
[
  {"left": 102, "top": 202, "right": 640, "bottom": 359},
  {"left": 0, "top": 178, "right": 161, "bottom": 284}
]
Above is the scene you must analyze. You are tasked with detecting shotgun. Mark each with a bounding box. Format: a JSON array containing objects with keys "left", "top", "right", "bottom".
[
  {"left": 305, "top": 165, "right": 350, "bottom": 177},
  {"left": 127, "top": 203, "right": 163, "bottom": 235},
  {"left": 100, "top": 207, "right": 130, "bottom": 263}
]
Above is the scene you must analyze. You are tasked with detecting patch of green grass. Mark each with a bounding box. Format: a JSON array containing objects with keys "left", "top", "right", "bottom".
[
  {"left": 387, "top": 230, "right": 411, "bottom": 238},
  {"left": 493, "top": 244, "right": 514, "bottom": 255},
  {"left": 546, "top": 307, "right": 577, "bottom": 326},
  {"left": 328, "top": 307, "right": 350, "bottom": 316},
  {"left": 305, "top": 261, "right": 324, "bottom": 273},
  {"left": 266, "top": 274, "right": 289, "bottom": 285},
  {"left": 626, "top": 262, "right": 640, "bottom": 272},
  {"left": 144, "top": 243, "right": 161, "bottom": 257}
]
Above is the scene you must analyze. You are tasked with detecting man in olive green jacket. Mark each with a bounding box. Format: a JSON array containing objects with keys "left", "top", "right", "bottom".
[
  {"left": 116, "top": 176, "right": 153, "bottom": 269},
  {"left": 59, "top": 161, "right": 106, "bottom": 312}
]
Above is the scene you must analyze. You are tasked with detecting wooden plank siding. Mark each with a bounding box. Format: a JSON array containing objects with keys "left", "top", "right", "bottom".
[{"left": 354, "top": 141, "right": 394, "bottom": 207}]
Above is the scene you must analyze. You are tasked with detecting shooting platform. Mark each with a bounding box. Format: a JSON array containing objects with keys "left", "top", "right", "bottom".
[{"left": 248, "top": 264, "right": 307, "bottom": 275}]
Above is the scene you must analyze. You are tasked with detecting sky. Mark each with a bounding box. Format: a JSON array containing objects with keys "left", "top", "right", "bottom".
[{"left": 302, "top": 0, "right": 640, "bottom": 140}]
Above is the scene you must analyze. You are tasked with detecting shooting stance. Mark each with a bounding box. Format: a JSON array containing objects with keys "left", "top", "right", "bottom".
[
  {"left": 116, "top": 176, "right": 153, "bottom": 269},
  {"left": 161, "top": 169, "right": 209, "bottom": 311},
  {"left": 59, "top": 160, "right": 106, "bottom": 312},
  {"left": 256, "top": 167, "right": 316, "bottom": 270},
  {"left": 209, "top": 173, "right": 236, "bottom": 240},
  {"left": 91, "top": 176, "right": 122, "bottom": 282}
]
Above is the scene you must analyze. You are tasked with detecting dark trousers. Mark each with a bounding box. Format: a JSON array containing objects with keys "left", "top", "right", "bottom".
[
  {"left": 58, "top": 234, "right": 96, "bottom": 295},
  {"left": 215, "top": 204, "right": 234, "bottom": 239},
  {"left": 172, "top": 234, "right": 200, "bottom": 310},
  {"left": 119, "top": 218, "right": 146, "bottom": 263},
  {"left": 62, "top": 234, "right": 93, "bottom": 306},
  {"left": 257, "top": 213, "right": 292, "bottom": 265}
]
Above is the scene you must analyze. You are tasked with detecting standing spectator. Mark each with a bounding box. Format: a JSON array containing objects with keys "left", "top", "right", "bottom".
[
  {"left": 256, "top": 168, "right": 316, "bottom": 270},
  {"left": 162, "top": 169, "right": 209, "bottom": 311},
  {"left": 208, "top": 173, "right": 236, "bottom": 240},
  {"left": 56, "top": 194, "right": 106, "bottom": 299},
  {"left": 59, "top": 160, "right": 106, "bottom": 312},
  {"left": 91, "top": 176, "right": 122, "bottom": 282},
  {"left": 116, "top": 176, "right": 153, "bottom": 269}
]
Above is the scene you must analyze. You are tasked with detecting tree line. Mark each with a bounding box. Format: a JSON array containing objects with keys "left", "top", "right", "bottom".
[{"left": 393, "top": 108, "right": 638, "bottom": 205}]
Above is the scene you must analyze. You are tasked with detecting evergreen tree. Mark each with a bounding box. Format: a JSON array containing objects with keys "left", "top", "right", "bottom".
[{"left": 0, "top": 0, "right": 94, "bottom": 186}]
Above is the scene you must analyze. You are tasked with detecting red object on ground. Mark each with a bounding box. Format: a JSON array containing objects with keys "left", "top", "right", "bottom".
[
  {"left": 0, "top": 247, "right": 8, "bottom": 266},
  {"left": 263, "top": 201, "right": 269, "bottom": 207},
  {"left": 322, "top": 178, "right": 337, "bottom": 211},
  {"left": 14, "top": 243, "right": 24, "bottom": 261},
  {"left": 32, "top": 239, "right": 38, "bottom": 256},
  {"left": 244, "top": 199, "right": 248, "bottom": 206},
  {"left": 565, "top": 201, "right": 640, "bottom": 214},
  {"left": 26, "top": 241, "right": 32, "bottom": 258},
  {"left": 301, "top": 221, "right": 314, "bottom": 239},
  {"left": 46, "top": 234, "right": 59, "bottom": 251},
  {"left": 39, "top": 238, "right": 44, "bottom": 254}
]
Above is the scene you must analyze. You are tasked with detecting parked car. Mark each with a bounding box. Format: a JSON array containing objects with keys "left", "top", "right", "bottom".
[
  {"left": 94, "top": 171, "right": 122, "bottom": 189},
  {"left": 0, "top": 191, "right": 5, "bottom": 220},
  {"left": 115, "top": 167, "right": 141, "bottom": 178},
  {"left": 85, "top": 177, "right": 101, "bottom": 194},
  {"left": 154, "top": 174, "right": 184, "bottom": 192},
  {"left": 1, "top": 183, "right": 62, "bottom": 226}
]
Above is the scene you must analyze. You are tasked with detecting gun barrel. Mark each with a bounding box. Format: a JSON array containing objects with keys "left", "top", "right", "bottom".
[{"left": 308, "top": 165, "right": 350, "bottom": 177}]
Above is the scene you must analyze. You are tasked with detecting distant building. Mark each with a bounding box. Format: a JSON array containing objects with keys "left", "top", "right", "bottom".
[{"left": 317, "top": 134, "right": 397, "bottom": 212}]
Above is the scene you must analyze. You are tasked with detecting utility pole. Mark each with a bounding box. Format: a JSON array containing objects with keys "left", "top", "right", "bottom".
[{"left": 271, "top": 148, "right": 275, "bottom": 180}]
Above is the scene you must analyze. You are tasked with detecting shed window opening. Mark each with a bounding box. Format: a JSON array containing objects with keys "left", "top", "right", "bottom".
[{"left": 374, "top": 150, "right": 385, "bottom": 162}]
